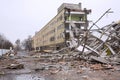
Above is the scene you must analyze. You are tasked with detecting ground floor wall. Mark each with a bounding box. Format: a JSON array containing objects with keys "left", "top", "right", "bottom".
[{"left": 34, "top": 42, "right": 66, "bottom": 52}]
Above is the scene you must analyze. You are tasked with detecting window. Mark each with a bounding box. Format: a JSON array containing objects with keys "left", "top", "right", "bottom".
[
  {"left": 65, "top": 23, "right": 69, "bottom": 30},
  {"left": 50, "top": 36, "right": 55, "bottom": 41},
  {"left": 57, "top": 24, "right": 63, "bottom": 30},
  {"left": 57, "top": 15, "right": 63, "bottom": 21}
]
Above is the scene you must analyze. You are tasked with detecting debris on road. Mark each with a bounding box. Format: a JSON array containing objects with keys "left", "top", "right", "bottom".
[
  {"left": 90, "top": 64, "right": 113, "bottom": 70},
  {"left": 6, "top": 63, "right": 24, "bottom": 69},
  {"left": 0, "top": 71, "right": 5, "bottom": 75},
  {"left": 50, "top": 69, "right": 61, "bottom": 74}
]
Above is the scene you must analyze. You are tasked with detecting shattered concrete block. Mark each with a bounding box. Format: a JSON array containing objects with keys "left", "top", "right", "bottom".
[
  {"left": 90, "top": 64, "right": 103, "bottom": 70},
  {"left": 50, "top": 69, "right": 60, "bottom": 74},
  {"left": 6, "top": 63, "right": 24, "bottom": 69},
  {"left": 0, "top": 71, "right": 5, "bottom": 75},
  {"left": 77, "top": 69, "right": 84, "bottom": 74},
  {"left": 90, "top": 56, "right": 110, "bottom": 64}
]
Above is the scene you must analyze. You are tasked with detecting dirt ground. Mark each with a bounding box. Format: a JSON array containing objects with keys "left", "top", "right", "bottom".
[{"left": 0, "top": 51, "right": 120, "bottom": 80}]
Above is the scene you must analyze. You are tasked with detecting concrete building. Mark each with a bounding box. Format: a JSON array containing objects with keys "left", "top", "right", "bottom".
[{"left": 32, "top": 3, "right": 91, "bottom": 52}]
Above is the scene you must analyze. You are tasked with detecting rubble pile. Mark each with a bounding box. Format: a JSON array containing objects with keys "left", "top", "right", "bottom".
[
  {"left": 31, "top": 20, "right": 120, "bottom": 76},
  {"left": 62, "top": 20, "right": 120, "bottom": 65},
  {"left": 6, "top": 63, "right": 24, "bottom": 69},
  {"left": 85, "top": 21, "right": 120, "bottom": 64},
  {"left": 0, "top": 54, "right": 24, "bottom": 75}
]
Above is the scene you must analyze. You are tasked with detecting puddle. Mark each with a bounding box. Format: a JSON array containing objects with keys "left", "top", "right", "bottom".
[{"left": 0, "top": 73, "right": 46, "bottom": 80}]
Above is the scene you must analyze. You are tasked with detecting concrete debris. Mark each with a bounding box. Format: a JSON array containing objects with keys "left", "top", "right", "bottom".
[
  {"left": 61, "top": 19, "right": 120, "bottom": 64},
  {"left": 0, "top": 71, "right": 5, "bottom": 75},
  {"left": 6, "top": 63, "right": 24, "bottom": 69},
  {"left": 89, "top": 56, "right": 120, "bottom": 65},
  {"left": 2, "top": 50, "right": 17, "bottom": 58},
  {"left": 90, "top": 64, "right": 114, "bottom": 70},
  {"left": 82, "top": 76, "right": 89, "bottom": 80},
  {"left": 90, "top": 56, "right": 110, "bottom": 64},
  {"left": 34, "top": 67, "right": 45, "bottom": 71},
  {"left": 77, "top": 69, "right": 84, "bottom": 74},
  {"left": 50, "top": 69, "right": 60, "bottom": 74}
]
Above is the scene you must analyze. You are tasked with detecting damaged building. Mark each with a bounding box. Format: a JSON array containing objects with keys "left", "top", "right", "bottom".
[
  {"left": 32, "top": 3, "right": 91, "bottom": 52},
  {"left": 32, "top": 2, "right": 120, "bottom": 61}
]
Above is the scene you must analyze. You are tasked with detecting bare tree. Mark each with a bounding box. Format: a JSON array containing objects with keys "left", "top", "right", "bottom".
[
  {"left": 15, "top": 39, "right": 21, "bottom": 51},
  {"left": 0, "top": 34, "right": 13, "bottom": 49},
  {"left": 22, "top": 35, "right": 32, "bottom": 51}
]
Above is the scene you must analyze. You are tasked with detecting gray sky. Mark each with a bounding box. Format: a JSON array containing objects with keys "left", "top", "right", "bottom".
[{"left": 0, "top": 0, "right": 120, "bottom": 43}]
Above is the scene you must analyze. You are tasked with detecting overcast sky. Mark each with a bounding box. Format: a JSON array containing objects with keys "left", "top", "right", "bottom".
[{"left": 0, "top": 0, "right": 120, "bottom": 43}]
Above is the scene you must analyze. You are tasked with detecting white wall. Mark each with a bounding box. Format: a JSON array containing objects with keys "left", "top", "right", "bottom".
[{"left": 0, "top": 49, "right": 10, "bottom": 56}]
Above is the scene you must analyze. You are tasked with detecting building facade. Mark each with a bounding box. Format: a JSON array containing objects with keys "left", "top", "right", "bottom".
[{"left": 32, "top": 3, "right": 91, "bottom": 52}]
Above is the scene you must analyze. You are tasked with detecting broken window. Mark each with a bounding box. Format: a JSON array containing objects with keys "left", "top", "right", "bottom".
[
  {"left": 65, "top": 23, "right": 69, "bottom": 30},
  {"left": 50, "top": 36, "right": 55, "bottom": 41},
  {"left": 65, "top": 14, "right": 85, "bottom": 21},
  {"left": 65, "top": 32, "right": 70, "bottom": 40}
]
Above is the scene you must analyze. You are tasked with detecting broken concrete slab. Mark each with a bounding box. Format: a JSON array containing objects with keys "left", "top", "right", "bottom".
[
  {"left": 90, "top": 56, "right": 110, "bottom": 64},
  {"left": 6, "top": 63, "right": 24, "bottom": 69},
  {"left": 50, "top": 69, "right": 60, "bottom": 74},
  {"left": 90, "top": 64, "right": 114, "bottom": 70},
  {"left": 90, "top": 56, "right": 120, "bottom": 65}
]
